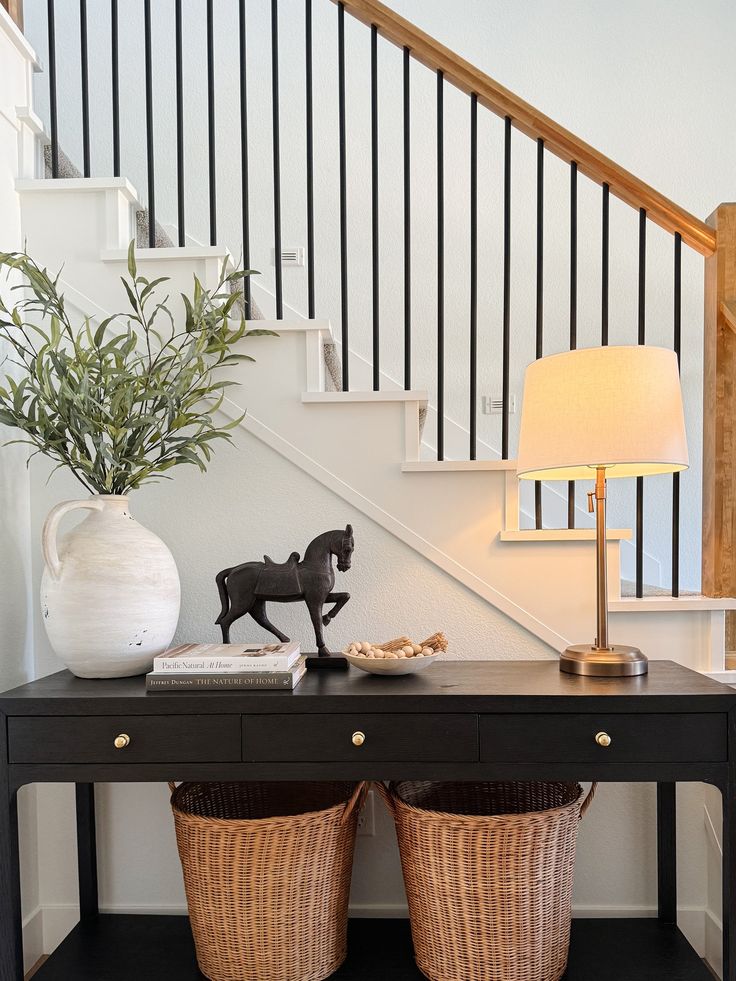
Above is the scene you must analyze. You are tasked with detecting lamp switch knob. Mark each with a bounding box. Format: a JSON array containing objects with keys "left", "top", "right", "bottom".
[{"left": 587, "top": 491, "right": 595, "bottom": 514}]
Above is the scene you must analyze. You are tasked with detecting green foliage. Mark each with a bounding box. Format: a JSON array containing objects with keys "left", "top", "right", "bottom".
[{"left": 0, "top": 243, "right": 275, "bottom": 494}]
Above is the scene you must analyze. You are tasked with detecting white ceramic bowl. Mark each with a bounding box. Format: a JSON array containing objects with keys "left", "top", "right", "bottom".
[{"left": 344, "top": 651, "right": 440, "bottom": 675}]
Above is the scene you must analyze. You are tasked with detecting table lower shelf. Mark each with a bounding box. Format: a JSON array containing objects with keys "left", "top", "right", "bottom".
[{"left": 32, "top": 914, "right": 713, "bottom": 980}]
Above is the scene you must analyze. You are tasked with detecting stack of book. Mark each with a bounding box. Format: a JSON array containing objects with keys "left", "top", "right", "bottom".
[{"left": 145, "top": 642, "right": 306, "bottom": 692}]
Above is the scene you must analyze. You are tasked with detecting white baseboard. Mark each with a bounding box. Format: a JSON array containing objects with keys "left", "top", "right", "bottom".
[
  {"left": 21, "top": 907, "right": 44, "bottom": 974},
  {"left": 38, "top": 904, "right": 80, "bottom": 958},
  {"left": 705, "top": 908, "right": 723, "bottom": 979}
]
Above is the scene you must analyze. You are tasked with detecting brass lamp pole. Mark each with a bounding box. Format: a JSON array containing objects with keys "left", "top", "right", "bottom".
[{"left": 559, "top": 466, "right": 646, "bottom": 677}]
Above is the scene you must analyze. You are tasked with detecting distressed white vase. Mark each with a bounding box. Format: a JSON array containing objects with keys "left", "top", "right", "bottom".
[{"left": 41, "top": 495, "right": 180, "bottom": 678}]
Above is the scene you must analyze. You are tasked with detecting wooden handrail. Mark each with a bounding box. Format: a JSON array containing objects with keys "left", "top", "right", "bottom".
[
  {"left": 0, "top": 0, "right": 23, "bottom": 31},
  {"left": 334, "top": 0, "right": 716, "bottom": 257}
]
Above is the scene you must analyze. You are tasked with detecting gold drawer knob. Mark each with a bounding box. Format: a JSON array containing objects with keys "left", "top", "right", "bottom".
[
  {"left": 595, "top": 731, "right": 612, "bottom": 748},
  {"left": 114, "top": 733, "right": 131, "bottom": 750},
  {"left": 352, "top": 731, "right": 366, "bottom": 747}
]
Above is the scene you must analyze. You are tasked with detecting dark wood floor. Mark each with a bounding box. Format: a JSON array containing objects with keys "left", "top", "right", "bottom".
[{"left": 26, "top": 915, "right": 716, "bottom": 980}]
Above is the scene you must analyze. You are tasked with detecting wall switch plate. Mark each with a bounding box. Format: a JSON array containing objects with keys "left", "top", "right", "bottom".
[{"left": 357, "top": 788, "right": 375, "bottom": 836}]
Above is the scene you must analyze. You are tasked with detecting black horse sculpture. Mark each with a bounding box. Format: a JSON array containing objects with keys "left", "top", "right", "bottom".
[{"left": 215, "top": 526, "right": 354, "bottom": 657}]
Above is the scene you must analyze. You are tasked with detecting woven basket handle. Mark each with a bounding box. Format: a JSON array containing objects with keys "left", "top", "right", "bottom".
[
  {"left": 580, "top": 782, "right": 597, "bottom": 818},
  {"left": 373, "top": 780, "right": 395, "bottom": 815},
  {"left": 340, "top": 781, "right": 369, "bottom": 824}
]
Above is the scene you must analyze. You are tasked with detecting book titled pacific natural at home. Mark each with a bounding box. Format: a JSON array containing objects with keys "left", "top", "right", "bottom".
[
  {"left": 152, "top": 642, "right": 301, "bottom": 673},
  {"left": 146, "top": 657, "right": 307, "bottom": 692}
]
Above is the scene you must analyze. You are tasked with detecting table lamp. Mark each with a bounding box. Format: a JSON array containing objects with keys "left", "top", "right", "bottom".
[{"left": 516, "top": 345, "right": 688, "bottom": 677}]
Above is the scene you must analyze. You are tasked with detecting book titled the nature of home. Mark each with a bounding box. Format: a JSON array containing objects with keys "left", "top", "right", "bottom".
[
  {"left": 152, "top": 642, "right": 301, "bottom": 673},
  {"left": 146, "top": 657, "right": 307, "bottom": 692}
]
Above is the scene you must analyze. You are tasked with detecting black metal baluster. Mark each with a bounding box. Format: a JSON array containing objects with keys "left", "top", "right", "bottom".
[
  {"left": 436, "top": 71, "right": 444, "bottom": 461},
  {"left": 207, "top": 0, "right": 217, "bottom": 246},
  {"left": 305, "top": 0, "right": 315, "bottom": 318},
  {"left": 239, "top": 0, "right": 251, "bottom": 315},
  {"left": 111, "top": 0, "right": 119, "bottom": 177},
  {"left": 143, "top": 0, "right": 155, "bottom": 247},
  {"left": 47, "top": 0, "right": 59, "bottom": 177},
  {"left": 175, "top": 0, "right": 185, "bottom": 246},
  {"left": 638, "top": 210, "right": 647, "bottom": 345},
  {"left": 469, "top": 93, "right": 478, "bottom": 460},
  {"left": 601, "top": 182, "right": 609, "bottom": 344},
  {"left": 672, "top": 232, "right": 682, "bottom": 597},
  {"left": 501, "top": 115, "right": 511, "bottom": 460},
  {"left": 403, "top": 46, "right": 411, "bottom": 391},
  {"left": 371, "top": 25, "right": 380, "bottom": 389},
  {"left": 534, "top": 138, "right": 544, "bottom": 527},
  {"left": 271, "top": 0, "right": 283, "bottom": 316},
  {"left": 636, "top": 208, "right": 647, "bottom": 597},
  {"left": 568, "top": 161, "right": 578, "bottom": 528},
  {"left": 338, "top": 2, "right": 349, "bottom": 389},
  {"left": 80, "top": 0, "right": 90, "bottom": 176}
]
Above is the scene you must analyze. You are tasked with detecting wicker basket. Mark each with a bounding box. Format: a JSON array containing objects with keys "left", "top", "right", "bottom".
[
  {"left": 169, "top": 780, "right": 367, "bottom": 981},
  {"left": 378, "top": 780, "right": 596, "bottom": 981}
]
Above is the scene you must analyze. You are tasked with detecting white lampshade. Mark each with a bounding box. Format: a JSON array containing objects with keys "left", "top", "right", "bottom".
[{"left": 516, "top": 346, "right": 689, "bottom": 481}]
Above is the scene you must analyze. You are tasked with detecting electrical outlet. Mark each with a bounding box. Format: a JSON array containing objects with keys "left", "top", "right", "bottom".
[{"left": 356, "top": 788, "right": 375, "bottom": 836}]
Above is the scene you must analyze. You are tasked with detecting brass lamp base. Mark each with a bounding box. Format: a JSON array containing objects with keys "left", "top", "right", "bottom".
[{"left": 560, "top": 644, "right": 648, "bottom": 677}]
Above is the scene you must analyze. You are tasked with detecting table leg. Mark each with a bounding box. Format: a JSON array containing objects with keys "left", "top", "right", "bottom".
[
  {"left": 656, "top": 782, "right": 677, "bottom": 923},
  {"left": 75, "top": 783, "right": 99, "bottom": 920},
  {"left": 724, "top": 774, "right": 736, "bottom": 981},
  {"left": 0, "top": 722, "right": 23, "bottom": 981}
]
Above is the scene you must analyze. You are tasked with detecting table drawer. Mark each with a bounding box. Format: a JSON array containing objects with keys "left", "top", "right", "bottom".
[
  {"left": 244, "top": 714, "right": 478, "bottom": 762},
  {"left": 480, "top": 713, "right": 727, "bottom": 763},
  {"left": 8, "top": 715, "right": 242, "bottom": 764}
]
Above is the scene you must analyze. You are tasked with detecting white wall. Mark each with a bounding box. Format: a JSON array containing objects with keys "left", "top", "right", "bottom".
[
  {"left": 21, "top": 0, "right": 736, "bottom": 592},
  {"left": 0, "top": 9, "right": 43, "bottom": 971}
]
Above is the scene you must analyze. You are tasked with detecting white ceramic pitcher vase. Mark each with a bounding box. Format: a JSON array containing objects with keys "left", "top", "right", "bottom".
[{"left": 40, "top": 495, "right": 180, "bottom": 678}]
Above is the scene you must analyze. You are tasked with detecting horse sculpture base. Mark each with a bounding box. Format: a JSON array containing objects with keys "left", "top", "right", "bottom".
[{"left": 305, "top": 654, "right": 349, "bottom": 670}]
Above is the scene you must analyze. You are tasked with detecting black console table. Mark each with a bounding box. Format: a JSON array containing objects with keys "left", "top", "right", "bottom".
[{"left": 1, "top": 659, "right": 735, "bottom": 980}]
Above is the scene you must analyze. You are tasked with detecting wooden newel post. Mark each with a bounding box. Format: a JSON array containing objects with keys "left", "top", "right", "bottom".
[
  {"left": 0, "top": 0, "right": 23, "bottom": 31},
  {"left": 703, "top": 204, "right": 736, "bottom": 598}
]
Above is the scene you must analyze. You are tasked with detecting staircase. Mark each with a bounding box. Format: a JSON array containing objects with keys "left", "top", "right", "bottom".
[{"left": 8, "top": 172, "right": 735, "bottom": 672}]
